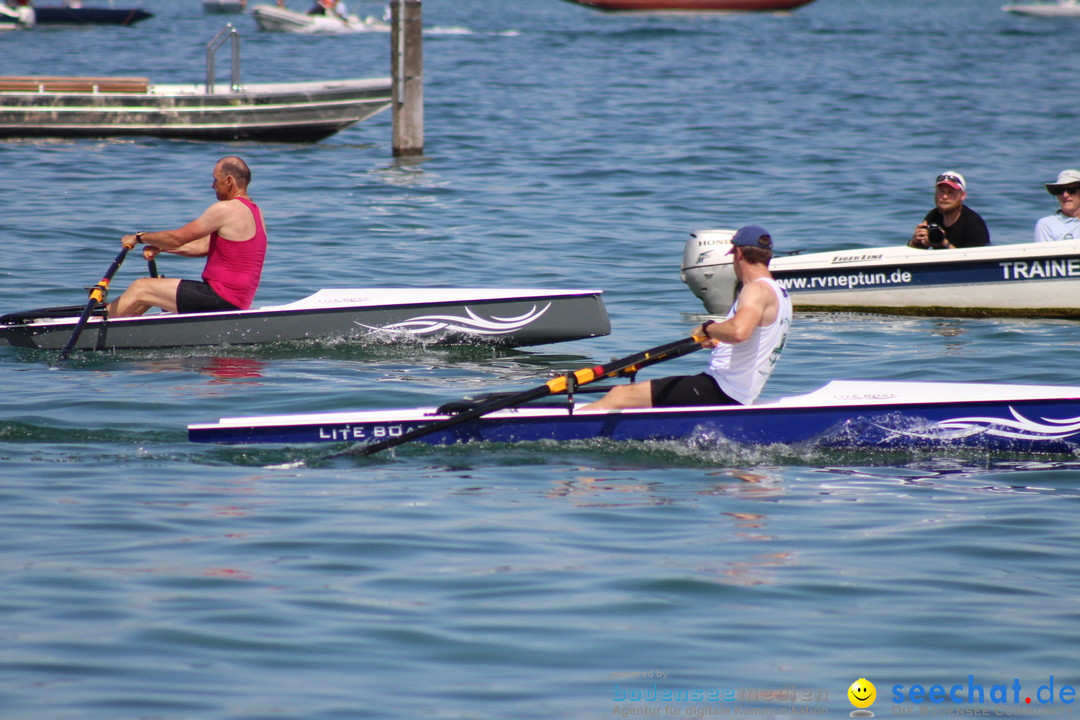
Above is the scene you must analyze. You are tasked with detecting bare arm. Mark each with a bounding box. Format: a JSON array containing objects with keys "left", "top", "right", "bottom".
[
  {"left": 121, "top": 200, "right": 239, "bottom": 257},
  {"left": 698, "top": 281, "right": 774, "bottom": 346}
]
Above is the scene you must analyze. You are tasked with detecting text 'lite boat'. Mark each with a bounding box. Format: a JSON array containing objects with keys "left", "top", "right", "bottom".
[
  {"left": 188, "top": 379, "right": 1080, "bottom": 454},
  {"left": 0, "top": 288, "right": 610, "bottom": 352},
  {"left": 681, "top": 229, "right": 1080, "bottom": 318}
]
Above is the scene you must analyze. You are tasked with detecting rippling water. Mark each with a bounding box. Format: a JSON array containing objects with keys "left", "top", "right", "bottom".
[{"left": 3, "top": 1, "right": 1080, "bottom": 718}]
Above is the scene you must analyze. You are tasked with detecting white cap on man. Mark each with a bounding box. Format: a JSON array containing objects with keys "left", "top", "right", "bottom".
[{"left": 935, "top": 171, "right": 966, "bottom": 193}]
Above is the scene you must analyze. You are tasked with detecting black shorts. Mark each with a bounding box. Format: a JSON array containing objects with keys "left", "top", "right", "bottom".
[
  {"left": 651, "top": 373, "right": 739, "bottom": 407},
  {"left": 175, "top": 280, "right": 239, "bottom": 314}
]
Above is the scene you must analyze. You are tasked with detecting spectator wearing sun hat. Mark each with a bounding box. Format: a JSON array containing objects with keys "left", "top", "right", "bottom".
[
  {"left": 1034, "top": 170, "right": 1080, "bottom": 243},
  {"left": 908, "top": 171, "right": 991, "bottom": 250}
]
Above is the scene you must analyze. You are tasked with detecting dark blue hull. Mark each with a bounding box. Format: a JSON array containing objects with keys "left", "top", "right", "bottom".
[
  {"left": 32, "top": 7, "right": 153, "bottom": 25},
  {"left": 188, "top": 381, "right": 1080, "bottom": 454}
]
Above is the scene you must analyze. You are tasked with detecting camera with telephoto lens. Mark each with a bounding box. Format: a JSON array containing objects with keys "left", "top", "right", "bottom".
[{"left": 925, "top": 223, "right": 947, "bottom": 248}]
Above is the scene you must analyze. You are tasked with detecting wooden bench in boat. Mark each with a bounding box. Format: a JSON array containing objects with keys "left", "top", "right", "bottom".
[{"left": 0, "top": 76, "right": 150, "bottom": 94}]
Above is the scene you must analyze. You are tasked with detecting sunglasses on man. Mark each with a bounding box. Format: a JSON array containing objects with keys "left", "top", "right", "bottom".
[{"left": 1051, "top": 186, "right": 1080, "bottom": 196}]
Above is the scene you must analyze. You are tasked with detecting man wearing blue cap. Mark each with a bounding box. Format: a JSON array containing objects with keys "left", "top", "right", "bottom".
[{"left": 583, "top": 225, "right": 792, "bottom": 410}]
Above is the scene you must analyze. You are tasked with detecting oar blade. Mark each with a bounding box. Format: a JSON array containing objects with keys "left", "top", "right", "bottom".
[{"left": 53, "top": 246, "right": 131, "bottom": 367}]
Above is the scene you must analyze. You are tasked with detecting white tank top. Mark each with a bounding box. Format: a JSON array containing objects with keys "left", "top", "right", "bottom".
[{"left": 704, "top": 277, "right": 792, "bottom": 405}]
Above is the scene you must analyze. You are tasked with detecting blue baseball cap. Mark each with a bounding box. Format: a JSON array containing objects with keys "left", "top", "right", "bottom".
[{"left": 728, "top": 225, "right": 773, "bottom": 253}]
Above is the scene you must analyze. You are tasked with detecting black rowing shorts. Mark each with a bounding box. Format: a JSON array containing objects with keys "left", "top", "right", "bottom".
[
  {"left": 176, "top": 280, "right": 240, "bottom": 314},
  {"left": 651, "top": 373, "right": 739, "bottom": 407}
]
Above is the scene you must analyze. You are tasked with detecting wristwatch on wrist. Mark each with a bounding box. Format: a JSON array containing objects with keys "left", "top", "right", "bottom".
[
  {"left": 700, "top": 320, "right": 715, "bottom": 338},
  {"left": 135, "top": 232, "right": 145, "bottom": 244}
]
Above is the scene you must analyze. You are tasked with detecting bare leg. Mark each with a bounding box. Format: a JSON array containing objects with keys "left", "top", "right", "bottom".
[
  {"left": 579, "top": 380, "right": 654, "bottom": 411},
  {"left": 107, "top": 277, "right": 182, "bottom": 317}
]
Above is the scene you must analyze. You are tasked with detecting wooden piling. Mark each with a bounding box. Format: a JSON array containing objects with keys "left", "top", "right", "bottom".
[{"left": 391, "top": 0, "right": 423, "bottom": 157}]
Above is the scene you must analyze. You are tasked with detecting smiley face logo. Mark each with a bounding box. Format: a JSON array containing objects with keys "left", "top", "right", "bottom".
[{"left": 848, "top": 678, "right": 876, "bottom": 709}]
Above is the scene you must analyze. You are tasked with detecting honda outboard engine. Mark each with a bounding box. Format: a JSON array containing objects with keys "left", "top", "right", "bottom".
[{"left": 679, "top": 228, "right": 739, "bottom": 315}]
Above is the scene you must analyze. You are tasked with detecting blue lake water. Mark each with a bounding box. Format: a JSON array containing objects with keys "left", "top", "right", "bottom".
[{"left": 3, "top": 1, "right": 1080, "bottom": 718}]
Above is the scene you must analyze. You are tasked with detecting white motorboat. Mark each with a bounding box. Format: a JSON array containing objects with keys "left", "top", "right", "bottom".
[
  {"left": 1003, "top": 0, "right": 1080, "bottom": 17},
  {"left": 681, "top": 228, "right": 1080, "bottom": 318},
  {"left": 250, "top": 4, "right": 389, "bottom": 33}
]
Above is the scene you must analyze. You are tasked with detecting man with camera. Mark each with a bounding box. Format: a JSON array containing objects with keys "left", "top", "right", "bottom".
[{"left": 908, "top": 171, "right": 990, "bottom": 249}]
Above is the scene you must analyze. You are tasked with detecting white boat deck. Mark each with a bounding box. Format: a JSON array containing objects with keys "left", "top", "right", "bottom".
[{"left": 197, "top": 379, "right": 1080, "bottom": 430}]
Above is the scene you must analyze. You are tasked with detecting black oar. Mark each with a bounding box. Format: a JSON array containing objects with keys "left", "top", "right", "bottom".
[
  {"left": 348, "top": 334, "right": 707, "bottom": 457},
  {"left": 54, "top": 245, "right": 132, "bottom": 366}
]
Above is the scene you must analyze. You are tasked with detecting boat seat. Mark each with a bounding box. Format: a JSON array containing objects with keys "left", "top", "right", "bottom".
[{"left": 0, "top": 76, "right": 150, "bottom": 94}]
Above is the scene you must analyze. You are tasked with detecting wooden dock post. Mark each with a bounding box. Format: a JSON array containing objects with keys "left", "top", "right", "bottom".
[{"left": 391, "top": 0, "right": 423, "bottom": 157}]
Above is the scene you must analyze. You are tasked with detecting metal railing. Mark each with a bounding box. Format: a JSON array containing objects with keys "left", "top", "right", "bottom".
[{"left": 206, "top": 24, "right": 241, "bottom": 94}]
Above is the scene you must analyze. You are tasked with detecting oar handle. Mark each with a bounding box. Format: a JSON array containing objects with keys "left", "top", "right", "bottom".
[
  {"left": 350, "top": 334, "right": 707, "bottom": 458},
  {"left": 141, "top": 244, "right": 162, "bottom": 278},
  {"left": 544, "top": 334, "right": 707, "bottom": 395}
]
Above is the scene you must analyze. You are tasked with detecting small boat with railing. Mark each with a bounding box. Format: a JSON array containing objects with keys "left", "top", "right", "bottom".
[{"left": 0, "top": 25, "right": 392, "bottom": 142}]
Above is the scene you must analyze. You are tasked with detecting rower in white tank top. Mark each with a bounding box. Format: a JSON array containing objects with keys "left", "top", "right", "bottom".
[{"left": 705, "top": 277, "right": 791, "bottom": 405}]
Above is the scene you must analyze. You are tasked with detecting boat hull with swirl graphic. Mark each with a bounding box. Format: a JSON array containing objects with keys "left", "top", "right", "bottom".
[
  {"left": 189, "top": 379, "right": 1080, "bottom": 454},
  {"left": 0, "top": 288, "right": 610, "bottom": 351}
]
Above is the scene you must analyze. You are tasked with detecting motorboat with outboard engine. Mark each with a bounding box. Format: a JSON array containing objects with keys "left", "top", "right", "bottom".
[{"left": 681, "top": 228, "right": 1080, "bottom": 318}]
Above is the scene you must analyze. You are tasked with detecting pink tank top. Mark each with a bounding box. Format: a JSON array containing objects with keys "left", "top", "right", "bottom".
[{"left": 201, "top": 196, "right": 266, "bottom": 309}]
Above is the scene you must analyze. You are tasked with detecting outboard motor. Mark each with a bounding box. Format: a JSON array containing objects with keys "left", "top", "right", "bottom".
[{"left": 679, "top": 228, "right": 739, "bottom": 315}]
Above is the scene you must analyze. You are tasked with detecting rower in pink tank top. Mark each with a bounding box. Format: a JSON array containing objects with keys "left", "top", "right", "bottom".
[{"left": 201, "top": 196, "right": 266, "bottom": 309}]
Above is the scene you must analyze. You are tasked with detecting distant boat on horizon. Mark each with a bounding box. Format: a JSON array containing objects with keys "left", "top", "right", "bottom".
[
  {"left": 558, "top": 0, "right": 817, "bottom": 12},
  {"left": 203, "top": 0, "right": 247, "bottom": 14},
  {"left": 30, "top": 4, "right": 153, "bottom": 25},
  {"left": 1003, "top": 0, "right": 1080, "bottom": 17}
]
